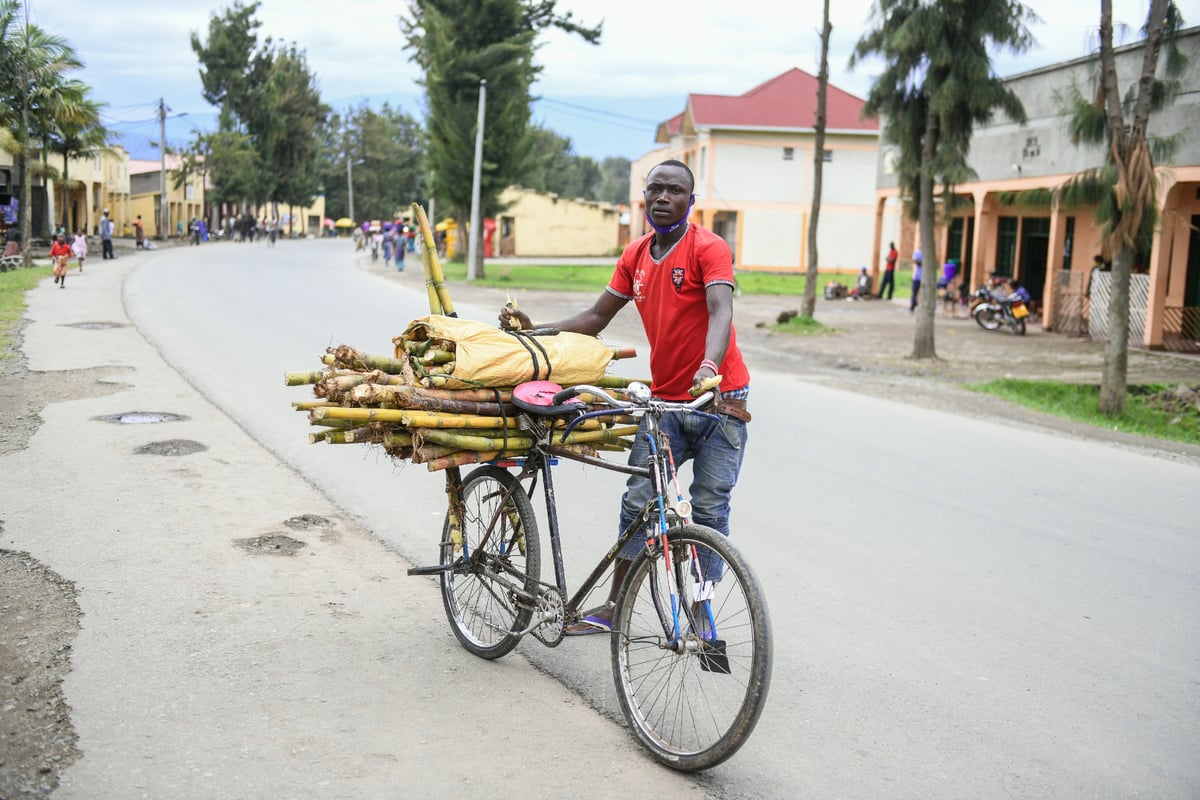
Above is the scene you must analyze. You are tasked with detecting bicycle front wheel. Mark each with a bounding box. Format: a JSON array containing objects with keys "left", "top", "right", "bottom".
[
  {"left": 611, "top": 524, "right": 772, "bottom": 771},
  {"left": 440, "top": 465, "right": 540, "bottom": 659}
]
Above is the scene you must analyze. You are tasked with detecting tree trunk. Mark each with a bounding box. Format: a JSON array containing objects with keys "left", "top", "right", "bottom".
[
  {"left": 912, "top": 104, "right": 939, "bottom": 359},
  {"left": 1095, "top": 0, "right": 1168, "bottom": 417},
  {"left": 801, "top": 0, "right": 831, "bottom": 320},
  {"left": 1099, "top": 245, "right": 1132, "bottom": 414}
]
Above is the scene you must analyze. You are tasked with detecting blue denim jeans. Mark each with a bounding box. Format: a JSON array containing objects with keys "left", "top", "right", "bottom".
[{"left": 617, "top": 410, "right": 748, "bottom": 580}]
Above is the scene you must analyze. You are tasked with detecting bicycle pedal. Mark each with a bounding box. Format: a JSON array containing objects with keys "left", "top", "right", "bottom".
[{"left": 698, "top": 639, "right": 730, "bottom": 674}]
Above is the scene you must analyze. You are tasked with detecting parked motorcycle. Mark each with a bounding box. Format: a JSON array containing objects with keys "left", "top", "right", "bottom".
[{"left": 971, "top": 285, "right": 1029, "bottom": 336}]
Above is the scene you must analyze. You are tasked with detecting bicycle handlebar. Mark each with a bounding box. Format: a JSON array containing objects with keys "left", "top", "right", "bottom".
[{"left": 554, "top": 382, "right": 717, "bottom": 414}]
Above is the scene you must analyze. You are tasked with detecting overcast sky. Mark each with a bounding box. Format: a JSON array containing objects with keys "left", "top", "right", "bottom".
[{"left": 28, "top": 0, "right": 1163, "bottom": 162}]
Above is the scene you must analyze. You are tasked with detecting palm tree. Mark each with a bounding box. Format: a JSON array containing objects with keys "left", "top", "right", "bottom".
[
  {"left": 1056, "top": 0, "right": 1185, "bottom": 415},
  {"left": 853, "top": 0, "right": 1035, "bottom": 359},
  {"left": 48, "top": 87, "right": 109, "bottom": 234},
  {"left": 0, "top": 1, "right": 84, "bottom": 260}
]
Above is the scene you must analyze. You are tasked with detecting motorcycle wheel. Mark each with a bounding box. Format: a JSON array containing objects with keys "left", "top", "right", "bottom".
[
  {"left": 1010, "top": 317, "right": 1027, "bottom": 336},
  {"left": 974, "top": 305, "right": 1001, "bottom": 331}
]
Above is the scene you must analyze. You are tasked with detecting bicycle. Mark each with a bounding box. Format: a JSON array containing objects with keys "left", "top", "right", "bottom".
[{"left": 408, "top": 378, "right": 772, "bottom": 771}]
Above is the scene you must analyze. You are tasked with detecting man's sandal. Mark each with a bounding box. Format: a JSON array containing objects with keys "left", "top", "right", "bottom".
[{"left": 564, "top": 601, "right": 615, "bottom": 636}]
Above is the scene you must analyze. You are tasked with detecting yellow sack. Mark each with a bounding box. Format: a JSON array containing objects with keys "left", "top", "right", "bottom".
[{"left": 396, "top": 315, "right": 616, "bottom": 389}]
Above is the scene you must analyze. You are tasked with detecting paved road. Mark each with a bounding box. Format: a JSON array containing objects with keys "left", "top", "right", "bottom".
[{"left": 6, "top": 238, "right": 1199, "bottom": 798}]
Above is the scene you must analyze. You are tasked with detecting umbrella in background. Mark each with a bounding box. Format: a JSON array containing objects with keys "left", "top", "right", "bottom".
[{"left": 334, "top": 218, "right": 355, "bottom": 228}]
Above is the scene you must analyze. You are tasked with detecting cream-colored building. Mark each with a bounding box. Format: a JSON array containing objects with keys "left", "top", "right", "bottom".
[
  {"left": 492, "top": 186, "right": 624, "bottom": 257},
  {"left": 1, "top": 144, "right": 133, "bottom": 238},
  {"left": 129, "top": 156, "right": 205, "bottom": 239},
  {"left": 630, "top": 68, "right": 883, "bottom": 272}
]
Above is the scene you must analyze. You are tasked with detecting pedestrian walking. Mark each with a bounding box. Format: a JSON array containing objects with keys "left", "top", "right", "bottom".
[
  {"left": 100, "top": 210, "right": 115, "bottom": 259},
  {"left": 71, "top": 228, "right": 88, "bottom": 271},
  {"left": 134, "top": 215, "right": 145, "bottom": 249}
]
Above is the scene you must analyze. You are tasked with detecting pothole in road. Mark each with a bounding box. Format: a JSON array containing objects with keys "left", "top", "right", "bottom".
[
  {"left": 283, "top": 514, "right": 333, "bottom": 530},
  {"left": 96, "top": 411, "right": 188, "bottom": 424},
  {"left": 234, "top": 534, "right": 307, "bottom": 556},
  {"left": 63, "top": 321, "right": 126, "bottom": 330},
  {"left": 134, "top": 439, "right": 207, "bottom": 456}
]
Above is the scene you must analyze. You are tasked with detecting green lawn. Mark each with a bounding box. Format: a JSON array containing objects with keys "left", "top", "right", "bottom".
[
  {"left": 970, "top": 379, "right": 1199, "bottom": 446},
  {"left": 0, "top": 266, "right": 51, "bottom": 361},
  {"left": 439, "top": 261, "right": 912, "bottom": 300}
]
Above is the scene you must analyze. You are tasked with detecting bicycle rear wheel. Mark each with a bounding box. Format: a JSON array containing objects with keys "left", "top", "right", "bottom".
[
  {"left": 611, "top": 524, "right": 772, "bottom": 771},
  {"left": 439, "top": 465, "right": 540, "bottom": 659}
]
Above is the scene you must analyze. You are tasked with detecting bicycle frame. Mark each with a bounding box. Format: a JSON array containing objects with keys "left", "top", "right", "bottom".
[{"left": 457, "top": 392, "right": 720, "bottom": 641}]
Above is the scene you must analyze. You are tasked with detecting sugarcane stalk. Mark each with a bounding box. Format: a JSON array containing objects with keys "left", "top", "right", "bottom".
[
  {"left": 416, "top": 386, "right": 513, "bottom": 402},
  {"left": 412, "top": 443, "right": 465, "bottom": 464},
  {"left": 416, "top": 428, "right": 535, "bottom": 452},
  {"left": 284, "top": 370, "right": 327, "bottom": 386},
  {"left": 292, "top": 400, "right": 334, "bottom": 410},
  {"left": 609, "top": 347, "right": 638, "bottom": 360},
  {"left": 558, "top": 424, "right": 639, "bottom": 444},
  {"left": 311, "top": 407, "right": 412, "bottom": 423},
  {"left": 413, "top": 203, "right": 455, "bottom": 316},
  {"left": 401, "top": 411, "right": 522, "bottom": 429},
  {"left": 444, "top": 467, "right": 465, "bottom": 551},
  {"left": 325, "top": 344, "right": 410, "bottom": 374},
  {"left": 426, "top": 450, "right": 502, "bottom": 472},
  {"left": 420, "top": 348, "right": 455, "bottom": 365},
  {"left": 379, "top": 431, "right": 414, "bottom": 449}
]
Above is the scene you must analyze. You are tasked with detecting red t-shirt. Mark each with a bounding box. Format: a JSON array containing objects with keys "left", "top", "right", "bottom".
[
  {"left": 50, "top": 242, "right": 72, "bottom": 259},
  {"left": 885, "top": 247, "right": 898, "bottom": 270},
  {"left": 607, "top": 224, "right": 750, "bottom": 400}
]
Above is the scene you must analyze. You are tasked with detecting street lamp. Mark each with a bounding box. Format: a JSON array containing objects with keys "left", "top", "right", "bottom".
[
  {"left": 157, "top": 98, "right": 187, "bottom": 239},
  {"left": 346, "top": 156, "right": 365, "bottom": 223}
]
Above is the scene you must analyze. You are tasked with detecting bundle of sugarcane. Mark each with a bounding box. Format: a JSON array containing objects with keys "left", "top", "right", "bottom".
[
  {"left": 285, "top": 202, "right": 646, "bottom": 473},
  {"left": 395, "top": 314, "right": 638, "bottom": 390},
  {"left": 286, "top": 342, "right": 646, "bottom": 472}
]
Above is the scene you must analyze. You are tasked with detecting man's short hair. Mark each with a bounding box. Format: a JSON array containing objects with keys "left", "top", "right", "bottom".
[{"left": 649, "top": 159, "right": 695, "bottom": 192}]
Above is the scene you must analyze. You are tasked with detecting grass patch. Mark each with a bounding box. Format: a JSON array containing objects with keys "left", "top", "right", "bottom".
[
  {"left": 437, "top": 262, "right": 913, "bottom": 300},
  {"left": 0, "top": 266, "right": 51, "bottom": 360},
  {"left": 970, "top": 379, "right": 1200, "bottom": 446},
  {"left": 770, "top": 314, "right": 836, "bottom": 336}
]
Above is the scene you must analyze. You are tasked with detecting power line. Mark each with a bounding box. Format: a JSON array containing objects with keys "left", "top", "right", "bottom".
[{"left": 536, "top": 97, "right": 664, "bottom": 127}]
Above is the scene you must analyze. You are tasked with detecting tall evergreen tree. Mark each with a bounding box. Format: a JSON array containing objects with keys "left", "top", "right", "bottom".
[
  {"left": 191, "top": 2, "right": 328, "bottom": 215},
  {"left": 853, "top": 0, "right": 1035, "bottom": 359},
  {"left": 399, "top": 0, "right": 600, "bottom": 274}
]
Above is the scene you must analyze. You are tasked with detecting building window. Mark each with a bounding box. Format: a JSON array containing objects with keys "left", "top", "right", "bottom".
[
  {"left": 782, "top": 147, "right": 795, "bottom": 161},
  {"left": 1022, "top": 136, "right": 1040, "bottom": 159},
  {"left": 822, "top": 149, "right": 833, "bottom": 162}
]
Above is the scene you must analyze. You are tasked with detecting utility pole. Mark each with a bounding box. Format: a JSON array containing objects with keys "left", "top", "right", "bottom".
[
  {"left": 347, "top": 156, "right": 355, "bottom": 223},
  {"left": 467, "top": 79, "right": 486, "bottom": 281},
  {"left": 159, "top": 98, "right": 168, "bottom": 240}
]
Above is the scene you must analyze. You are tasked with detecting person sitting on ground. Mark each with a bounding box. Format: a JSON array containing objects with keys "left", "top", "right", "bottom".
[{"left": 849, "top": 266, "right": 872, "bottom": 299}]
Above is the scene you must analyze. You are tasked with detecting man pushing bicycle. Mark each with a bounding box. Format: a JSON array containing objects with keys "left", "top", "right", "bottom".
[{"left": 500, "top": 159, "right": 752, "bottom": 635}]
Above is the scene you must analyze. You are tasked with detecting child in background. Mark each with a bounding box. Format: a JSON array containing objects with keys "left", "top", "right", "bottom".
[
  {"left": 72, "top": 228, "right": 88, "bottom": 272},
  {"left": 50, "top": 233, "right": 72, "bottom": 288}
]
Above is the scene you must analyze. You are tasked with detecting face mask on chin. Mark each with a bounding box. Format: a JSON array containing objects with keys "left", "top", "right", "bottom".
[{"left": 644, "top": 193, "right": 695, "bottom": 236}]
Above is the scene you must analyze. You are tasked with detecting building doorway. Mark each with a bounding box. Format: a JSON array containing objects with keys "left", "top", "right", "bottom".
[{"left": 1019, "top": 217, "right": 1050, "bottom": 304}]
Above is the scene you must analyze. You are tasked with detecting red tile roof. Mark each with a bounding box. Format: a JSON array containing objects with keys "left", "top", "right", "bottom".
[{"left": 661, "top": 68, "right": 877, "bottom": 139}]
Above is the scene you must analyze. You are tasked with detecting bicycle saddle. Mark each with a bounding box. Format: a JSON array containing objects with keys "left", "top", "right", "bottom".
[{"left": 511, "top": 381, "right": 586, "bottom": 416}]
